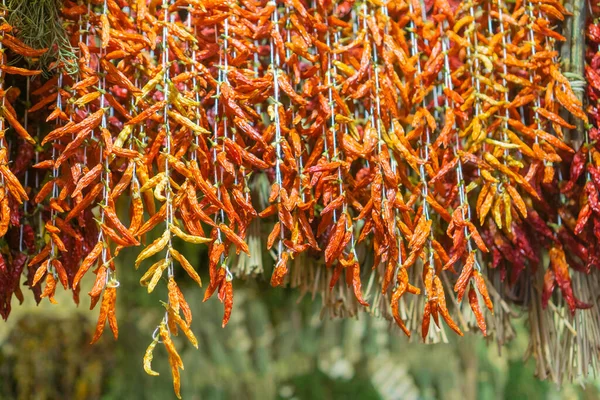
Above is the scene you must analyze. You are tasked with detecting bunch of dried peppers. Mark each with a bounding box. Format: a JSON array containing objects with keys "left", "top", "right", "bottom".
[{"left": 0, "top": 0, "right": 597, "bottom": 395}]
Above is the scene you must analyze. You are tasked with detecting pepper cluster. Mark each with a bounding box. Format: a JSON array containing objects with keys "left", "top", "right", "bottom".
[{"left": 0, "top": 0, "right": 595, "bottom": 396}]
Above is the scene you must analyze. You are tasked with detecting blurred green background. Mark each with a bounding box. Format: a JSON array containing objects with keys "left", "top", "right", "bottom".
[{"left": 1, "top": 245, "right": 599, "bottom": 400}]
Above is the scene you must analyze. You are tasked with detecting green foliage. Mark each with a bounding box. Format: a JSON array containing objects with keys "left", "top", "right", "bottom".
[
  {"left": 0, "top": 315, "right": 111, "bottom": 400},
  {"left": 1, "top": 245, "right": 599, "bottom": 400},
  {"left": 278, "top": 370, "right": 381, "bottom": 400},
  {"left": 5, "top": 0, "right": 78, "bottom": 74},
  {"left": 503, "top": 361, "right": 549, "bottom": 400}
]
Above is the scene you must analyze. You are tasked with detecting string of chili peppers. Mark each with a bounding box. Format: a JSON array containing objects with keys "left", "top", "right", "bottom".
[{"left": 0, "top": 0, "right": 596, "bottom": 395}]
